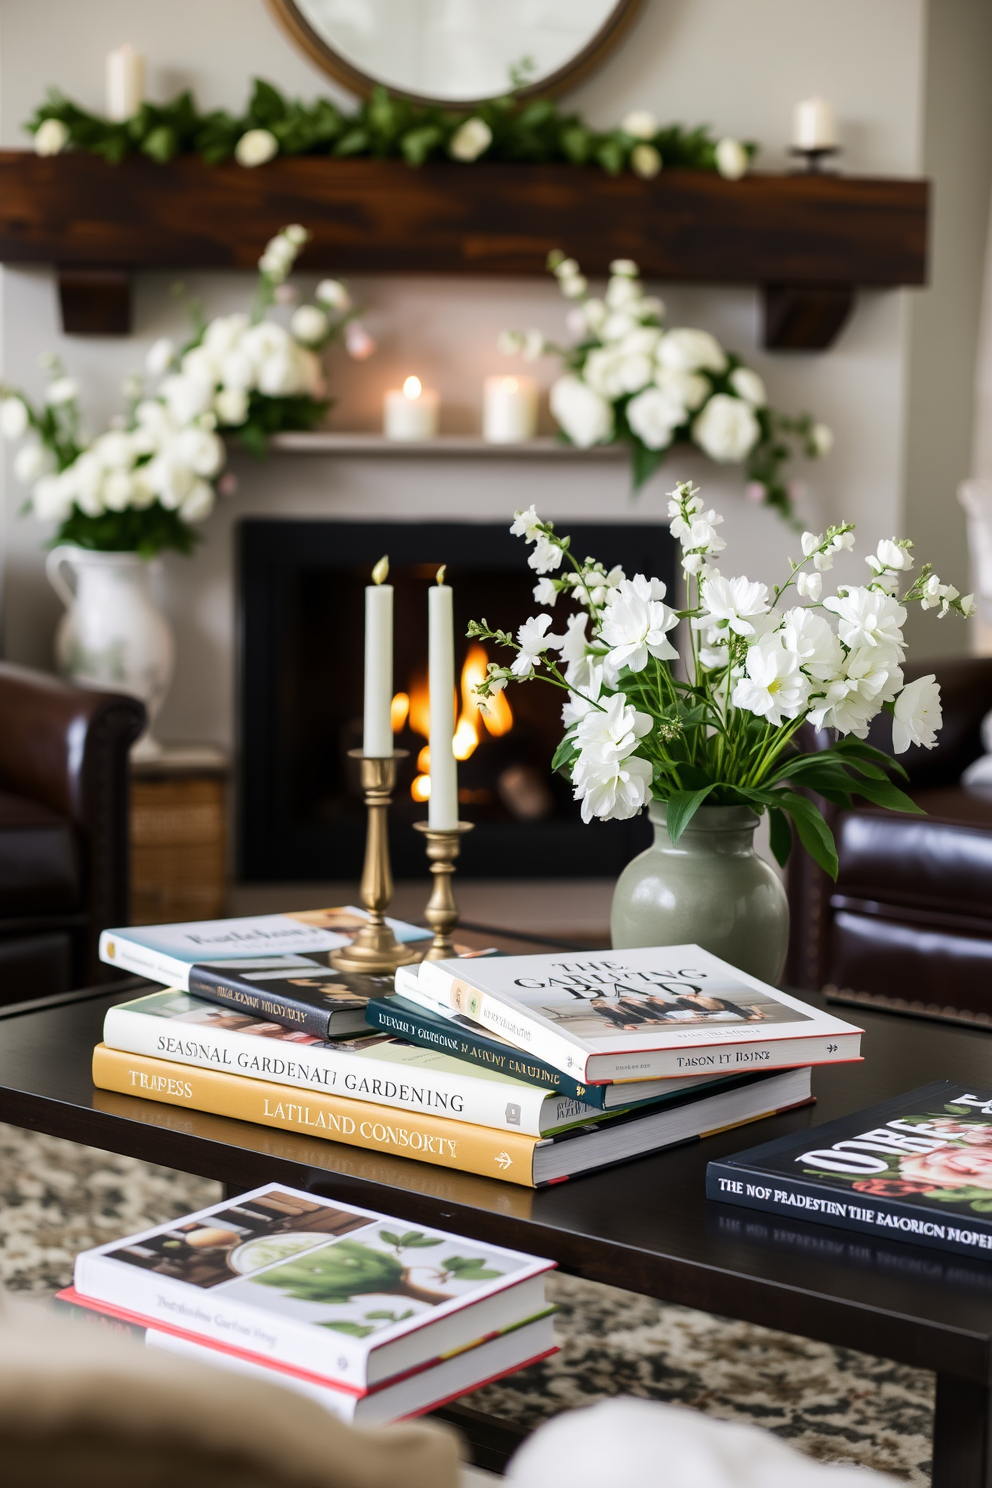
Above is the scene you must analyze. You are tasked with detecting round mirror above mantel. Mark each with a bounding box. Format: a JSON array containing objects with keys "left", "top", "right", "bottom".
[{"left": 266, "top": 0, "right": 644, "bottom": 107}]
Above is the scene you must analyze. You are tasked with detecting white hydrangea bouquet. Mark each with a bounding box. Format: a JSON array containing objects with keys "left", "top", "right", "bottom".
[
  {"left": 500, "top": 254, "right": 832, "bottom": 522},
  {"left": 469, "top": 482, "right": 974, "bottom": 879},
  {"left": 1, "top": 225, "right": 372, "bottom": 556}
]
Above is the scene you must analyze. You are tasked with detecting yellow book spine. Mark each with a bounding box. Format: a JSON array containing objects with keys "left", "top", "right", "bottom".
[{"left": 92, "top": 1044, "right": 539, "bottom": 1187}]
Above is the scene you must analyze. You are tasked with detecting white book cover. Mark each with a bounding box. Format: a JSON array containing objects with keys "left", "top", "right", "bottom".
[
  {"left": 99, "top": 907, "right": 429, "bottom": 990},
  {"left": 415, "top": 944, "right": 863, "bottom": 1082},
  {"left": 73, "top": 1183, "right": 553, "bottom": 1389},
  {"left": 103, "top": 989, "right": 616, "bottom": 1136}
]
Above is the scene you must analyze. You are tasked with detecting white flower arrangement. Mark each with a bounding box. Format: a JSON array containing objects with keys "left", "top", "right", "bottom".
[
  {"left": 469, "top": 483, "right": 974, "bottom": 878},
  {"left": 1, "top": 225, "right": 374, "bottom": 555},
  {"left": 501, "top": 253, "right": 833, "bottom": 523}
]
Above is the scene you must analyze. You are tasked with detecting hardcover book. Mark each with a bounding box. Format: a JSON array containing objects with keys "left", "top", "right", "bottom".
[
  {"left": 103, "top": 988, "right": 631, "bottom": 1136},
  {"left": 98, "top": 907, "right": 431, "bottom": 1037},
  {"left": 413, "top": 945, "right": 862, "bottom": 1083},
  {"left": 707, "top": 1080, "right": 992, "bottom": 1261},
  {"left": 72, "top": 1182, "right": 554, "bottom": 1388},
  {"left": 54, "top": 1289, "right": 555, "bottom": 1424},
  {"left": 91, "top": 1043, "right": 812, "bottom": 1187}
]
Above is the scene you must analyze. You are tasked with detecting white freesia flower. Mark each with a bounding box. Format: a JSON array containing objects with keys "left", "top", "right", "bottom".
[
  {"left": 696, "top": 574, "right": 770, "bottom": 637},
  {"left": 533, "top": 577, "right": 558, "bottom": 606},
  {"left": 693, "top": 394, "right": 760, "bottom": 463},
  {"left": 655, "top": 366, "right": 708, "bottom": 411},
  {"left": 622, "top": 110, "right": 658, "bottom": 139},
  {"left": 46, "top": 377, "right": 78, "bottom": 406},
  {"left": 811, "top": 423, "right": 834, "bottom": 456},
  {"left": 686, "top": 513, "right": 727, "bottom": 556},
  {"left": 606, "top": 275, "right": 642, "bottom": 311},
  {"left": 599, "top": 573, "right": 679, "bottom": 680},
  {"left": 782, "top": 607, "right": 843, "bottom": 680},
  {"left": 631, "top": 144, "right": 662, "bottom": 178},
  {"left": 13, "top": 443, "right": 53, "bottom": 483},
  {"left": 626, "top": 386, "right": 685, "bottom": 450},
  {"left": 449, "top": 117, "right": 492, "bottom": 161},
  {"left": 560, "top": 612, "right": 591, "bottom": 667},
  {"left": 549, "top": 375, "right": 614, "bottom": 447},
  {"left": 562, "top": 657, "right": 604, "bottom": 727},
  {"left": 315, "top": 280, "right": 351, "bottom": 312},
  {"left": 571, "top": 694, "right": 653, "bottom": 822},
  {"left": 715, "top": 137, "right": 748, "bottom": 180},
  {"left": 892, "top": 674, "right": 941, "bottom": 753},
  {"left": 560, "top": 273, "right": 588, "bottom": 300},
  {"left": 581, "top": 298, "right": 608, "bottom": 335},
  {"left": 867, "top": 538, "right": 913, "bottom": 575},
  {"left": 145, "top": 337, "right": 176, "bottom": 377},
  {"left": 0, "top": 397, "right": 28, "bottom": 439},
  {"left": 529, "top": 534, "right": 564, "bottom": 575},
  {"left": 290, "top": 304, "right": 329, "bottom": 344},
  {"left": 795, "top": 570, "right": 822, "bottom": 601},
  {"left": 511, "top": 614, "right": 562, "bottom": 677},
  {"left": 733, "top": 634, "right": 810, "bottom": 725},
  {"left": 824, "top": 586, "right": 907, "bottom": 655},
  {"left": 510, "top": 505, "right": 542, "bottom": 541},
  {"left": 729, "top": 367, "right": 767, "bottom": 406},
  {"left": 657, "top": 328, "right": 727, "bottom": 374},
  {"left": 215, "top": 387, "right": 249, "bottom": 425},
  {"left": 236, "top": 128, "right": 278, "bottom": 167},
  {"left": 34, "top": 118, "right": 69, "bottom": 156},
  {"left": 32, "top": 473, "right": 73, "bottom": 522}
]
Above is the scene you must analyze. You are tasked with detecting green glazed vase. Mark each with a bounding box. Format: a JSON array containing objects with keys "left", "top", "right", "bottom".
[{"left": 610, "top": 801, "right": 790, "bottom": 985}]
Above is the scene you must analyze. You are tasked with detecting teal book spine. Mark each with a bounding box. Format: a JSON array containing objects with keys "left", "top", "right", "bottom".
[{"left": 365, "top": 995, "right": 607, "bottom": 1106}]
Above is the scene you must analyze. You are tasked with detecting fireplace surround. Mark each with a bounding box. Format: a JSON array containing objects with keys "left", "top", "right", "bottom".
[{"left": 239, "top": 518, "right": 674, "bottom": 881}]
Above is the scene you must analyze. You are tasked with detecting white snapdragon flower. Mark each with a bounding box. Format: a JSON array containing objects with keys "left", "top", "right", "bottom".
[
  {"left": 529, "top": 533, "right": 564, "bottom": 574},
  {"left": 180, "top": 480, "right": 216, "bottom": 523},
  {"left": 449, "top": 117, "right": 492, "bottom": 161},
  {"left": 511, "top": 614, "right": 562, "bottom": 678},
  {"left": 0, "top": 397, "right": 28, "bottom": 439},
  {"left": 715, "top": 137, "right": 749, "bottom": 180},
  {"left": 560, "top": 612, "right": 591, "bottom": 668},
  {"left": 562, "top": 658, "right": 604, "bottom": 728},
  {"left": 34, "top": 118, "right": 69, "bottom": 156},
  {"left": 729, "top": 367, "right": 766, "bottom": 406},
  {"left": 161, "top": 372, "right": 215, "bottom": 424},
  {"left": 599, "top": 574, "right": 679, "bottom": 681},
  {"left": 203, "top": 315, "right": 250, "bottom": 359},
  {"left": 571, "top": 694, "right": 653, "bottom": 822},
  {"left": 781, "top": 607, "right": 843, "bottom": 680},
  {"left": 13, "top": 443, "right": 54, "bottom": 484},
  {"left": 32, "top": 473, "right": 73, "bottom": 523},
  {"left": 316, "top": 279, "right": 351, "bottom": 312},
  {"left": 102, "top": 469, "right": 134, "bottom": 512},
  {"left": 175, "top": 426, "right": 224, "bottom": 478},
  {"left": 686, "top": 510, "right": 726, "bottom": 554},
  {"left": 867, "top": 538, "right": 913, "bottom": 576},
  {"left": 733, "top": 634, "right": 810, "bottom": 725},
  {"left": 696, "top": 574, "right": 770, "bottom": 637},
  {"left": 46, "top": 377, "right": 78, "bottom": 406},
  {"left": 510, "top": 505, "right": 542, "bottom": 541},
  {"left": 666, "top": 485, "right": 703, "bottom": 533},
  {"left": 621, "top": 111, "right": 658, "bottom": 140},
  {"left": 606, "top": 276, "right": 642, "bottom": 311},
  {"left": 801, "top": 532, "right": 822, "bottom": 557},
  {"left": 533, "top": 577, "right": 558, "bottom": 606},
  {"left": 796, "top": 571, "right": 822, "bottom": 601},
  {"left": 549, "top": 375, "right": 614, "bottom": 448},
  {"left": 236, "top": 129, "right": 279, "bottom": 168},
  {"left": 831, "top": 529, "right": 855, "bottom": 552},
  {"left": 892, "top": 674, "right": 941, "bottom": 753},
  {"left": 693, "top": 394, "right": 760, "bottom": 463},
  {"left": 824, "top": 586, "right": 907, "bottom": 655},
  {"left": 582, "top": 298, "right": 608, "bottom": 335},
  {"left": 626, "top": 386, "right": 685, "bottom": 450},
  {"left": 145, "top": 337, "right": 176, "bottom": 378},
  {"left": 291, "top": 304, "right": 329, "bottom": 344},
  {"left": 657, "top": 328, "right": 727, "bottom": 374},
  {"left": 601, "top": 311, "right": 639, "bottom": 344}
]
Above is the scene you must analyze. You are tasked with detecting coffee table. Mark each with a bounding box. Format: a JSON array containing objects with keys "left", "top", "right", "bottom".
[{"left": 1, "top": 943, "right": 991, "bottom": 1487}]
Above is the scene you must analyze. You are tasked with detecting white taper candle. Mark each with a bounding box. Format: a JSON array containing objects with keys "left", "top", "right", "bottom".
[
  {"left": 106, "top": 44, "right": 145, "bottom": 122},
  {"left": 428, "top": 568, "right": 458, "bottom": 829},
  {"left": 363, "top": 555, "right": 393, "bottom": 758}
]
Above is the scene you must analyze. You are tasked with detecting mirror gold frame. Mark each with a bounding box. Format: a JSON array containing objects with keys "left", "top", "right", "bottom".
[{"left": 266, "top": 0, "right": 645, "bottom": 109}]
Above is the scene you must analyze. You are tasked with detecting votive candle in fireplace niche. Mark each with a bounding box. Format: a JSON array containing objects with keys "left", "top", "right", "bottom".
[
  {"left": 384, "top": 377, "right": 439, "bottom": 441},
  {"left": 483, "top": 375, "right": 538, "bottom": 443},
  {"left": 363, "top": 555, "right": 393, "bottom": 758},
  {"left": 792, "top": 97, "right": 836, "bottom": 151},
  {"left": 106, "top": 43, "right": 145, "bottom": 122},
  {"left": 428, "top": 568, "right": 458, "bottom": 830}
]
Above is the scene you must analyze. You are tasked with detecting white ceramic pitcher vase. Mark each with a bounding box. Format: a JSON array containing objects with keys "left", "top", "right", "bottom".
[{"left": 46, "top": 546, "right": 174, "bottom": 760}]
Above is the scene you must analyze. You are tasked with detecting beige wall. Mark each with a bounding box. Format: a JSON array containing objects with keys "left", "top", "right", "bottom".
[{"left": 0, "top": 0, "right": 933, "bottom": 747}]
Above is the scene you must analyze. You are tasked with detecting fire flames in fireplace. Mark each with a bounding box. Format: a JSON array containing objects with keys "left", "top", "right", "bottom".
[{"left": 393, "top": 642, "right": 514, "bottom": 804}]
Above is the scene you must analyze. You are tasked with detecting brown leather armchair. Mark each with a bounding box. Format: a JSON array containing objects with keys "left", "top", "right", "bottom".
[
  {"left": 0, "top": 663, "right": 145, "bottom": 1002},
  {"left": 786, "top": 655, "right": 992, "bottom": 1021}
]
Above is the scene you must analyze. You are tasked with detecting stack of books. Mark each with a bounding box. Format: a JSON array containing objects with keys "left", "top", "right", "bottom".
[
  {"left": 57, "top": 1182, "right": 557, "bottom": 1422},
  {"left": 93, "top": 909, "right": 863, "bottom": 1188}
]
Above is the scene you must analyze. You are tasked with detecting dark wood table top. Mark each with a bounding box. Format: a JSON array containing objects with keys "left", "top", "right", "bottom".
[{"left": 4, "top": 945, "right": 992, "bottom": 1387}]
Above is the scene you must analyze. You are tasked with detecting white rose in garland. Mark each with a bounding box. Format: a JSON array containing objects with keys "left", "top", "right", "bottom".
[
  {"left": 501, "top": 252, "right": 832, "bottom": 523},
  {"left": 468, "top": 482, "right": 975, "bottom": 883}
]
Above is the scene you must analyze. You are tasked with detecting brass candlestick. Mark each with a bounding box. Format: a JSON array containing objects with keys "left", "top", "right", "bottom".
[
  {"left": 414, "top": 821, "right": 474, "bottom": 960},
  {"left": 330, "top": 751, "right": 420, "bottom": 974}
]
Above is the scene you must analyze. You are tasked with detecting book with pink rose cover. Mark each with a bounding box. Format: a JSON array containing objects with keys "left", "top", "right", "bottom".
[{"left": 706, "top": 1080, "right": 992, "bottom": 1260}]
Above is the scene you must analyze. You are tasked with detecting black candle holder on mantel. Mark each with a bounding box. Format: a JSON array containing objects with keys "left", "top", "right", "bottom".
[{"left": 789, "top": 145, "right": 841, "bottom": 174}]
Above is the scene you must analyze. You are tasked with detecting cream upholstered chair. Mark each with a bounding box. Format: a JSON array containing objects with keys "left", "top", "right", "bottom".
[{"left": 0, "top": 1294, "right": 461, "bottom": 1488}]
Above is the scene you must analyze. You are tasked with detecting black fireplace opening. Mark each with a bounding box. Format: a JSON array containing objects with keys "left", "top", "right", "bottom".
[{"left": 239, "top": 519, "right": 675, "bottom": 881}]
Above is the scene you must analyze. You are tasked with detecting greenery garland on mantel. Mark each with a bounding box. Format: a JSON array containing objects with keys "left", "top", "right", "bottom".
[{"left": 25, "top": 78, "right": 756, "bottom": 177}]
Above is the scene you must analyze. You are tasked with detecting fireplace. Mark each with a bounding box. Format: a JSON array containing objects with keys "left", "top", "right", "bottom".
[{"left": 238, "top": 518, "right": 675, "bottom": 880}]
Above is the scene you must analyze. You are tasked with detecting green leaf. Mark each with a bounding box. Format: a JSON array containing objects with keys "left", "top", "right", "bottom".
[
  {"left": 630, "top": 440, "right": 665, "bottom": 491},
  {"left": 401, "top": 125, "right": 443, "bottom": 166},
  {"left": 846, "top": 774, "right": 923, "bottom": 815},
  {"left": 768, "top": 807, "right": 793, "bottom": 868},
  {"left": 779, "top": 792, "right": 838, "bottom": 878},
  {"left": 442, "top": 1256, "right": 503, "bottom": 1278},
  {"left": 551, "top": 732, "right": 579, "bottom": 777},
  {"left": 320, "top": 1321, "right": 376, "bottom": 1337},
  {"left": 399, "top": 1233, "right": 444, "bottom": 1248},
  {"left": 378, "top": 1230, "right": 401, "bottom": 1246},
  {"left": 665, "top": 786, "right": 716, "bottom": 845}
]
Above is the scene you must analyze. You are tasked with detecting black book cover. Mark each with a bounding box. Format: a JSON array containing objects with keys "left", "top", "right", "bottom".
[
  {"left": 188, "top": 957, "right": 395, "bottom": 1038},
  {"left": 707, "top": 1080, "right": 992, "bottom": 1260}
]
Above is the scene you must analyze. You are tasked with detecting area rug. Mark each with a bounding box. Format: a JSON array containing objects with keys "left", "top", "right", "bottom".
[{"left": 0, "top": 1122, "right": 933, "bottom": 1483}]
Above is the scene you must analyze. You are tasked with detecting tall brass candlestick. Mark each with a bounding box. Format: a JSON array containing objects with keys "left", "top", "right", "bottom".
[
  {"left": 331, "top": 752, "right": 420, "bottom": 974},
  {"left": 414, "top": 821, "right": 474, "bottom": 960}
]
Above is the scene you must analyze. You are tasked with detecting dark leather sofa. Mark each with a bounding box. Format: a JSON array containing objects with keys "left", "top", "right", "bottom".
[
  {"left": 0, "top": 663, "right": 145, "bottom": 1003},
  {"left": 786, "top": 655, "right": 992, "bottom": 1021}
]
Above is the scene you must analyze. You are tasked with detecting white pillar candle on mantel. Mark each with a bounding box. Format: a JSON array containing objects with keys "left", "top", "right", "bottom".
[
  {"left": 363, "top": 555, "right": 393, "bottom": 758},
  {"left": 428, "top": 568, "right": 459, "bottom": 830},
  {"left": 792, "top": 97, "right": 836, "bottom": 150},
  {"left": 384, "top": 376, "right": 440, "bottom": 441},
  {"left": 106, "top": 44, "right": 145, "bottom": 122},
  {"left": 483, "top": 375, "right": 538, "bottom": 443}
]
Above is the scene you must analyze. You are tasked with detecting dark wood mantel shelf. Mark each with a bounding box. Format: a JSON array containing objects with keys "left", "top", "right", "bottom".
[{"left": 0, "top": 152, "right": 928, "bottom": 348}]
